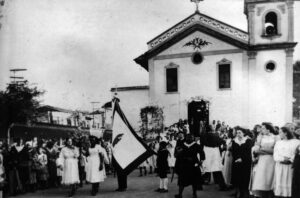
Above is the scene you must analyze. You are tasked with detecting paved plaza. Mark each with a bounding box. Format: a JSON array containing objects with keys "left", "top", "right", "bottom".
[{"left": 16, "top": 171, "right": 232, "bottom": 198}]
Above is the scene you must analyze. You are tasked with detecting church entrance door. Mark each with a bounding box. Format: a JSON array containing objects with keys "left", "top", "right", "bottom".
[{"left": 188, "top": 100, "right": 209, "bottom": 137}]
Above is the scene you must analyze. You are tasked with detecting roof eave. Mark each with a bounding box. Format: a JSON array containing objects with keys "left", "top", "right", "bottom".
[
  {"left": 250, "top": 42, "right": 298, "bottom": 51},
  {"left": 135, "top": 24, "right": 249, "bottom": 71},
  {"left": 134, "top": 55, "right": 149, "bottom": 71},
  {"left": 147, "top": 11, "right": 248, "bottom": 46}
]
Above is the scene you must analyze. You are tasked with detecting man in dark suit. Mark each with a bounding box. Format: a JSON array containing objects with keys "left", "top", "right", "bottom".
[{"left": 112, "top": 158, "right": 127, "bottom": 192}]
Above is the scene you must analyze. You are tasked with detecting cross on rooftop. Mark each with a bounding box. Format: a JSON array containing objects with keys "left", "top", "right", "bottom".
[{"left": 191, "top": 0, "right": 204, "bottom": 12}]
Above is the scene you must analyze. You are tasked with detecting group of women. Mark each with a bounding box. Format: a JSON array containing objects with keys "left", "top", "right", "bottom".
[
  {"left": 223, "top": 122, "right": 300, "bottom": 198},
  {"left": 57, "top": 136, "right": 109, "bottom": 197},
  {"left": 0, "top": 136, "right": 110, "bottom": 197}
]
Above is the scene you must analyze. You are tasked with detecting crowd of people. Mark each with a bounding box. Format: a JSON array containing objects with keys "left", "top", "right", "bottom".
[
  {"left": 0, "top": 136, "right": 113, "bottom": 197},
  {"left": 141, "top": 119, "right": 300, "bottom": 198},
  {"left": 0, "top": 119, "right": 300, "bottom": 198}
]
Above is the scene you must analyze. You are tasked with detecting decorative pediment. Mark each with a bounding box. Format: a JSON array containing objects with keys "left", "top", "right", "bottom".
[
  {"left": 186, "top": 96, "right": 212, "bottom": 105},
  {"left": 217, "top": 58, "right": 232, "bottom": 65},
  {"left": 183, "top": 37, "right": 212, "bottom": 51},
  {"left": 165, "top": 62, "right": 179, "bottom": 68},
  {"left": 147, "top": 12, "right": 249, "bottom": 50}
]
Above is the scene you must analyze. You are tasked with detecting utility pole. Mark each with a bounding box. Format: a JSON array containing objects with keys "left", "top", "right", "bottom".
[
  {"left": 91, "top": 101, "right": 100, "bottom": 128},
  {"left": 9, "top": 68, "right": 27, "bottom": 85}
]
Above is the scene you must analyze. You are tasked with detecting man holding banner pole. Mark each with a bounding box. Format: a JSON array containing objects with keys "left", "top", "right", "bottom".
[
  {"left": 113, "top": 158, "right": 128, "bottom": 192},
  {"left": 111, "top": 97, "right": 156, "bottom": 192}
]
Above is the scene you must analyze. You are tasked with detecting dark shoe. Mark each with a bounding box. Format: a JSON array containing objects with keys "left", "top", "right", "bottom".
[
  {"left": 155, "top": 188, "right": 162, "bottom": 192},
  {"left": 67, "top": 192, "right": 73, "bottom": 197},
  {"left": 160, "top": 189, "right": 168, "bottom": 193},
  {"left": 219, "top": 186, "right": 229, "bottom": 191},
  {"left": 116, "top": 188, "right": 126, "bottom": 192},
  {"left": 193, "top": 194, "right": 198, "bottom": 198},
  {"left": 203, "top": 181, "right": 210, "bottom": 185},
  {"left": 174, "top": 194, "right": 182, "bottom": 198}
]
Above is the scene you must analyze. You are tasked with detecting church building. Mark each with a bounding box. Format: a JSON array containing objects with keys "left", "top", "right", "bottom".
[{"left": 116, "top": 0, "right": 297, "bottom": 132}]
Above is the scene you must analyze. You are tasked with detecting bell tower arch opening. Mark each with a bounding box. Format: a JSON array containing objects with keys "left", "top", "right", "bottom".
[{"left": 264, "top": 11, "right": 278, "bottom": 36}]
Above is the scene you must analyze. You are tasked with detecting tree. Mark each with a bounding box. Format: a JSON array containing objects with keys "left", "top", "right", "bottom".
[
  {"left": 293, "top": 61, "right": 300, "bottom": 119},
  {"left": 0, "top": 81, "right": 44, "bottom": 137}
]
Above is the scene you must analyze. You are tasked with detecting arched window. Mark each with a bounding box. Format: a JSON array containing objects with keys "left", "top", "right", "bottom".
[{"left": 264, "top": 12, "right": 278, "bottom": 36}]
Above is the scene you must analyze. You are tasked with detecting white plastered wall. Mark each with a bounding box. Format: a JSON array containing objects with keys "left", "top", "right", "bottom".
[
  {"left": 148, "top": 31, "right": 247, "bottom": 127},
  {"left": 248, "top": 50, "right": 288, "bottom": 127}
]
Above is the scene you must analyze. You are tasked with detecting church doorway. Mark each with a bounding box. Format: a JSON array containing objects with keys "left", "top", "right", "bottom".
[{"left": 188, "top": 99, "right": 209, "bottom": 137}]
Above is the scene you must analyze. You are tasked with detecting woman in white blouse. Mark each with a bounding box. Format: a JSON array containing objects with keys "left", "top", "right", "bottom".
[
  {"left": 273, "top": 127, "right": 300, "bottom": 197},
  {"left": 58, "top": 138, "right": 80, "bottom": 197},
  {"left": 86, "top": 137, "right": 109, "bottom": 196}
]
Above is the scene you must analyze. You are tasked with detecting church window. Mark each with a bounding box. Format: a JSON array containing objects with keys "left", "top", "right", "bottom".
[
  {"left": 265, "top": 61, "right": 276, "bottom": 72},
  {"left": 264, "top": 12, "right": 278, "bottom": 36},
  {"left": 218, "top": 64, "right": 231, "bottom": 89},
  {"left": 166, "top": 67, "right": 178, "bottom": 93}
]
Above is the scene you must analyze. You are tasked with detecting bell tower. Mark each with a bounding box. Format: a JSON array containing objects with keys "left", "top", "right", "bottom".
[
  {"left": 244, "top": 0, "right": 297, "bottom": 126},
  {"left": 244, "top": 0, "right": 295, "bottom": 45}
]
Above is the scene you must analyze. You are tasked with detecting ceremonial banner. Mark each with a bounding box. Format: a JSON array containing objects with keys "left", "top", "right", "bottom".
[{"left": 111, "top": 98, "right": 155, "bottom": 175}]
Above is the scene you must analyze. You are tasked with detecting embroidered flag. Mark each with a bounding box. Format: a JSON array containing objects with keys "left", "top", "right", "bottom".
[{"left": 111, "top": 97, "right": 155, "bottom": 175}]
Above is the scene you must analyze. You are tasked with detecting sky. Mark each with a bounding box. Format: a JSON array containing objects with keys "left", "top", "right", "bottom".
[{"left": 0, "top": 0, "right": 299, "bottom": 111}]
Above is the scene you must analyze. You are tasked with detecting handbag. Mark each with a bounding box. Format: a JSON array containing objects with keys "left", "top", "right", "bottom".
[{"left": 99, "top": 153, "right": 104, "bottom": 171}]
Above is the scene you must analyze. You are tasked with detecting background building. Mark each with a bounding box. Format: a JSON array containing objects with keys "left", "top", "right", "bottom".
[{"left": 113, "top": 0, "right": 297, "bottom": 134}]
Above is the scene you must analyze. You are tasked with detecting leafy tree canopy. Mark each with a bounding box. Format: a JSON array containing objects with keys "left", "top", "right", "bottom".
[{"left": 0, "top": 81, "right": 44, "bottom": 134}]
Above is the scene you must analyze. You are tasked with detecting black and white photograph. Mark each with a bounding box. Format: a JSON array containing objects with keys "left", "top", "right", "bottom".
[{"left": 0, "top": 0, "right": 300, "bottom": 198}]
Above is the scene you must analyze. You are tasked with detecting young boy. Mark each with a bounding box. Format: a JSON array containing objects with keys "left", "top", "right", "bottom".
[{"left": 155, "top": 141, "right": 170, "bottom": 193}]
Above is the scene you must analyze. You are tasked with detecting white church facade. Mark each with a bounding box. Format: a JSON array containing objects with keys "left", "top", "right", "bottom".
[{"left": 115, "top": 0, "right": 297, "bottom": 131}]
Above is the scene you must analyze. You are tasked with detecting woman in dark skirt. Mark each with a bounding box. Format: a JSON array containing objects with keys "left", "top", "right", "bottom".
[
  {"left": 5, "top": 144, "right": 22, "bottom": 196},
  {"left": 175, "top": 134, "right": 205, "bottom": 198},
  {"left": 45, "top": 141, "right": 58, "bottom": 188},
  {"left": 17, "top": 142, "right": 31, "bottom": 193},
  {"left": 37, "top": 147, "right": 49, "bottom": 189},
  {"left": 292, "top": 129, "right": 300, "bottom": 198},
  {"left": 231, "top": 127, "right": 252, "bottom": 198},
  {"left": 155, "top": 141, "right": 170, "bottom": 193}
]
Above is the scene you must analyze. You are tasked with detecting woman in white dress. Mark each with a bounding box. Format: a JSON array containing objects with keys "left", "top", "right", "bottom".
[
  {"left": 58, "top": 138, "right": 80, "bottom": 197},
  {"left": 147, "top": 142, "right": 156, "bottom": 174},
  {"left": 86, "top": 137, "right": 109, "bottom": 196},
  {"left": 273, "top": 127, "right": 300, "bottom": 197},
  {"left": 251, "top": 123, "right": 278, "bottom": 198},
  {"left": 222, "top": 128, "right": 235, "bottom": 186},
  {"left": 168, "top": 135, "right": 177, "bottom": 172}
]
